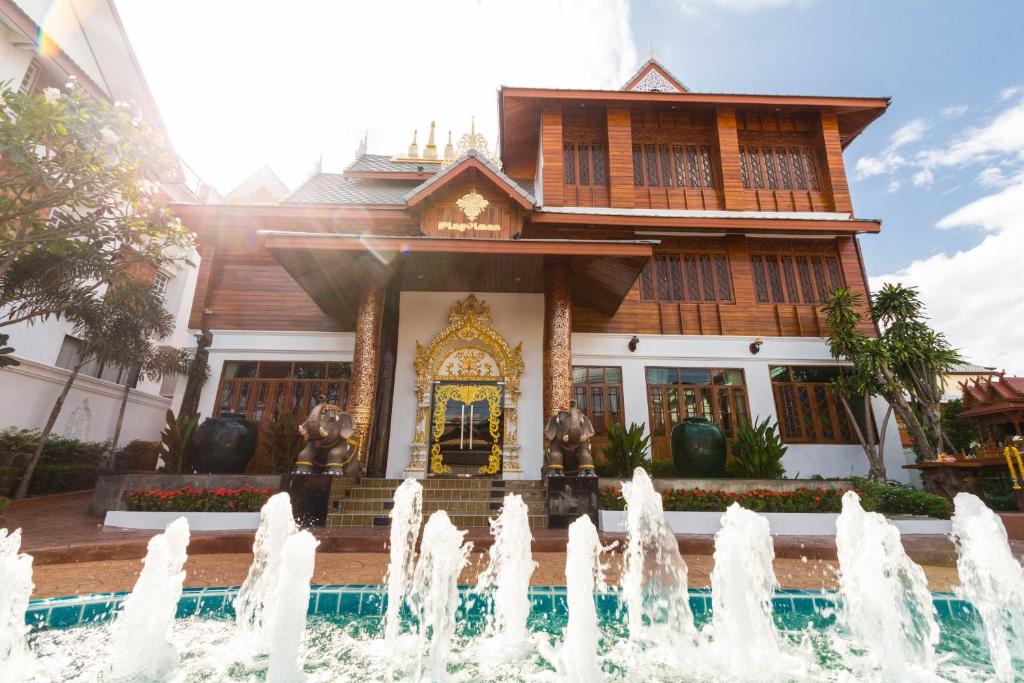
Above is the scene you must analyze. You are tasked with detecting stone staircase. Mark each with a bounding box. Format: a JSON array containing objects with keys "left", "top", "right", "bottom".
[{"left": 326, "top": 478, "right": 548, "bottom": 529}]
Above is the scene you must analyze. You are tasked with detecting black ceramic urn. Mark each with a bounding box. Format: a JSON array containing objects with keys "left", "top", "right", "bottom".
[{"left": 192, "top": 411, "right": 258, "bottom": 474}]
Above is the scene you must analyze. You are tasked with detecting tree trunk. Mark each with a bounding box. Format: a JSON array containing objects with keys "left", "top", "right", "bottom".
[
  {"left": 879, "top": 364, "right": 936, "bottom": 461},
  {"left": 839, "top": 391, "right": 881, "bottom": 477},
  {"left": 863, "top": 391, "right": 886, "bottom": 480},
  {"left": 179, "top": 331, "right": 211, "bottom": 420},
  {"left": 14, "top": 357, "right": 84, "bottom": 499},
  {"left": 110, "top": 383, "right": 131, "bottom": 450}
]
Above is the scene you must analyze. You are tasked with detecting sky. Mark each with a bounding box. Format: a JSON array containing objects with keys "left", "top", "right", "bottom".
[{"left": 115, "top": 0, "right": 1024, "bottom": 373}]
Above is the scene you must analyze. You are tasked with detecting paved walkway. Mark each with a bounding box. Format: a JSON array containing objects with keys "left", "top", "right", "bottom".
[{"left": 3, "top": 490, "right": 1017, "bottom": 599}]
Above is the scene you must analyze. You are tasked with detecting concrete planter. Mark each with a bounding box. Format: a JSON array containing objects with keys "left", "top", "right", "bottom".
[
  {"left": 103, "top": 510, "right": 261, "bottom": 531},
  {"left": 91, "top": 473, "right": 283, "bottom": 516},
  {"left": 598, "top": 510, "right": 951, "bottom": 536}
]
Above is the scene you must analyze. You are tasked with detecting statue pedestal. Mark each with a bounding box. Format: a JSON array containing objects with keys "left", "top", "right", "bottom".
[
  {"left": 279, "top": 474, "right": 334, "bottom": 527},
  {"left": 546, "top": 476, "right": 599, "bottom": 529}
]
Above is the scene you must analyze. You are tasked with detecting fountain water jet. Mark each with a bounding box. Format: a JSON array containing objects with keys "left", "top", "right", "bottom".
[
  {"left": 384, "top": 478, "right": 423, "bottom": 643},
  {"left": 474, "top": 492, "right": 536, "bottom": 647},
  {"left": 704, "top": 503, "right": 803, "bottom": 679},
  {"left": 620, "top": 467, "right": 694, "bottom": 643},
  {"left": 835, "top": 491, "right": 939, "bottom": 678},
  {"left": 951, "top": 492, "right": 1024, "bottom": 681},
  {"left": 235, "top": 492, "right": 298, "bottom": 653},
  {"left": 265, "top": 529, "right": 319, "bottom": 683},
  {"left": 0, "top": 529, "right": 34, "bottom": 682},
  {"left": 108, "top": 516, "right": 190, "bottom": 680},
  {"left": 410, "top": 510, "right": 471, "bottom": 681},
  {"left": 558, "top": 514, "right": 610, "bottom": 682}
]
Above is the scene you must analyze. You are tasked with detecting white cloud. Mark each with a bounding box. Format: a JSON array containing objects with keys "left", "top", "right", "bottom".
[
  {"left": 116, "top": 0, "right": 638, "bottom": 192},
  {"left": 941, "top": 104, "right": 968, "bottom": 118},
  {"left": 872, "top": 178, "right": 1024, "bottom": 374},
  {"left": 977, "top": 166, "right": 1011, "bottom": 188},
  {"left": 676, "top": 0, "right": 814, "bottom": 13},
  {"left": 888, "top": 119, "right": 929, "bottom": 150},
  {"left": 886, "top": 179, "right": 901, "bottom": 193},
  {"left": 853, "top": 118, "right": 926, "bottom": 179},
  {"left": 916, "top": 99, "right": 1024, "bottom": 172},
  {"left": 912, "top": 168, "right": 934, "bottom": 187},
  {"left": 1000, "top": 85, "right": 1023, "bottom": 101}
]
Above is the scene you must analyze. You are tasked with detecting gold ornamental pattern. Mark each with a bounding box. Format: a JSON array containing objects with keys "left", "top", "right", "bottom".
[
  {"left": 429, "top": 383, "right": 503, "bottom": 475},
  {"left": 456, "top": 188, "right": 489, "bottom": 221}
]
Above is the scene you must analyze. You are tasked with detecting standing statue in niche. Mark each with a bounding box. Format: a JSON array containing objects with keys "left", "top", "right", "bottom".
[
  {"left": 543, "top": 400, "right": 596, "bottom": 477},
  {"left": 292, "top": 402, "right": 364, "bottom": 477}
]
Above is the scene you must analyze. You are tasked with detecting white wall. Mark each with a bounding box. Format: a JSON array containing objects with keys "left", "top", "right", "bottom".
[
  {"left": 0, "top": 357, "right": 170, "bottom": 446},
  {"left": 189, "top": 329, "right": 355, "bottom": 421},
  {"left": 386, "top": 292, "right": 545, "bottom": 479},
  {"left": 0, "top": 28, "right": 33, "bottom": 85},
  {"left": 572, "top": 332, "right": 910, "bottom": 483}
]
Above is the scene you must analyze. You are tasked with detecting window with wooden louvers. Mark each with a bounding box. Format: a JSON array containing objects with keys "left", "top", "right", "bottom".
[
  {"left": 769, "top": 366, "right": 866, "bottom": 444},
  {"left": 639, "top": 252, "right": 733, "bottom": 302},
  {"left": 632, "top": 143, "right": 717, "bottom": 188},
  {"left": 563, "top": 142, "right": 607, "bottom": 186},
  {"left": 750, "top": 253, "right": 844, "bottom": 304},
  {"left": 739, "top": 146, "right": 819, "bottom": 191}
]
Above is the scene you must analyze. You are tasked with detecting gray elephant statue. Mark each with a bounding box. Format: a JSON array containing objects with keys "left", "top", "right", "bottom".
[
  {"left": 543, "top": 400, "right": 596, "bottom": 477},
  {"left": 292, "top": 402, "right": 363, "bottom": 477}
]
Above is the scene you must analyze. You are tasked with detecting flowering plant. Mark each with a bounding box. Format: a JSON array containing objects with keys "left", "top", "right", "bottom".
[
  {"left": 124, "top": 485, "right": 271, "bottom": 512},
  {"left": 598, "top": 486, "right": 845, "bottom": 513}
]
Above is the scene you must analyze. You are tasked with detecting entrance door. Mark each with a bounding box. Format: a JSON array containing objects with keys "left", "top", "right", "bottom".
[{"left": 429, "top": 381, "right": 503, "bottom": 476}]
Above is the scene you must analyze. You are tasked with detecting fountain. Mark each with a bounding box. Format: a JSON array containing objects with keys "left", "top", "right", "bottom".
[
  {"left": 951, "top": 492, "right": 1024, "bottom": 681},
  {"left": 383, "top": 478, "right": 423, "bottom": 643},
  {"left": 0, "top": 529, "right": 34, "bottom": 682},
  {"left": 474, "top": 492, "right": 537, "bottom": 648},
  {"left": 835, "top": 490, "right": 939, "bottom": 678},
  {"left": 108, "top": 516, "right": 190, "bottom": 680},
  {"left": 265, "top": 530, "right": 319, "bottom": 683},
  {"left": 409, "top": 510, "right": 472, "bottom": 680},
  {"left": 557, "top": 514, "right": 610, "bottom": 682},
  {"left": 234, "top": 491, "right": 298, "bottom": 654},
  {"left": 620, "top": 466, "right": 695, "bottom": 643}
]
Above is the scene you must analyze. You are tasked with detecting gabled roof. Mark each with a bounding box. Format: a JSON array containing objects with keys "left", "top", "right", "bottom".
[
  {"left": 285, "top": 174, "right": 417, "bottom": 205},
  {"left": 345, "top": 154, "right": 443, "bottom": 175},
  {"left": 404, "top": 150, "right": 535, "bottom": 209},
  {"left": 947, "top": 362, "right": 998, "bottom": 375},
  {"left": 621, "top": 58, "right": 689, "bottom": 93}
]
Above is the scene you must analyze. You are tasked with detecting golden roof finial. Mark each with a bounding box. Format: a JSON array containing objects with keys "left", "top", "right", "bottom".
[
  {"left": 423, "top": 121, "right": 438, "bottom": 160},
  {"left": 407, "top": 130, "right": 419, "bottom": 159},
  {"left": 444, "top": 130, "right": 454, "bottom": 162}
]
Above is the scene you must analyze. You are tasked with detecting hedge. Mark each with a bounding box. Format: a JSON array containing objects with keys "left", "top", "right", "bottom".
[
  {"left": 124, "top": 485, "right": 272, "bottom": 512},
  {"left": 598, "top": 478, "right": 953, "bottom": 519}
]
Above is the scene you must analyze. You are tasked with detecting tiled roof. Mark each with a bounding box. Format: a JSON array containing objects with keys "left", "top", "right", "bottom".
[
  {"left": 948, "top": 362, "right": 997, "bottom": 374},
  {"left": 284, "top": 175, "right": 417, "bottom": 205},
  {"left": 403, "top": 150, "right": 536, "bottom": 205},
  {"left": 345, "top": 154, "right": 443, "bottom": 174}
]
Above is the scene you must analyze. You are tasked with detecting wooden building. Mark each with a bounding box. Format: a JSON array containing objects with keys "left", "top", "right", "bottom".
[{"left": 173, "top": 60, "right": 908, "bottom": 482}]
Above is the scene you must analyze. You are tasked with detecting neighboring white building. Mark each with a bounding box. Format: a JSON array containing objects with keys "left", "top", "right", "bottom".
[{"left": 0, "top": 0, "right": 210, "bottom": 446}]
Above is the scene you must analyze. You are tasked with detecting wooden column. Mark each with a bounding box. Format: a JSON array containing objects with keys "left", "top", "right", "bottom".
[
  {"left": 819, "top": 111, "right": 853, "bottom": 213},
  {"left": 540, "top": 107, "right": 564, "bottom": 207},
  {"left": 543, "top": 261, "right": 573, "bottom": 418},
  {"left": 346, "top": 281, "right": 385, "bottom": 463},
  {"left": 606, "top": 105, "right": 635, "bottom": 208},
  {"left": 715, "top": 107, "right": 745, "bottom": 210}
]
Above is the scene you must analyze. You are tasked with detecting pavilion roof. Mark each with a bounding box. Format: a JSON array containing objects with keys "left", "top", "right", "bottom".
[{"left": 959, "top": 375, "right": 1024, "bottom": 421}]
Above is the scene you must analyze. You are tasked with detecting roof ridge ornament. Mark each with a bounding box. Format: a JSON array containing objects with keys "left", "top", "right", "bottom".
[{"left": 442, "top": 116, "right": 502, "bottom": 170}]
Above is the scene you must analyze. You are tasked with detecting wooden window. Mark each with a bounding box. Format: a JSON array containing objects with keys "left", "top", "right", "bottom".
[
  {"left": 770, "top": 366, "right": 865, "bottom": 444},
  {"left": 19, "top": 61, "right": 39, "bottom": 95},
  {"left": 215, "top": 360, "right": 352, "bottom": 427},
  {"left": 152, "top": 271, "right": 171, "bottom": 298},
  {"left": 740, "top": 146, "right": 819, "bottom": 191},
  {"left": 563, "top": 142, "right": 607, "bottom": 187},
  {"left": 632, "top": 143, "right": 717, "bottom": 189},
  {"left": 645, "top": 367, "right": 749, "bottom": 460},
  {"left": 639, "top": 251, "right": 733, "bottom": 302},
  {"left": 571, "top": 366, "right": 624, "bottom": 450},
  {"left": 750, "top": 251, "right": 843, "bottom": 304}
]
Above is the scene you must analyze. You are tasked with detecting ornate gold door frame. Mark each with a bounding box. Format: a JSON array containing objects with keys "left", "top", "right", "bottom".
[
  {"left": 429, "top": 382, "right": 504, "bottom": 475},
  {"left": 405, "top": 295, "right": 524, "bottom": 478}
]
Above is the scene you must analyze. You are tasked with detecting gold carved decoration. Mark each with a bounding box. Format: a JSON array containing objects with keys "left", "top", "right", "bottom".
[
  {"left": 408, "top": 294, "right": 524, "bottom": 477},
  {"left": 456, "top": 188, "right": 488, "bottom": 221},
  {"left": 429, "top": 383, "right": 503, "bottom": 475}
]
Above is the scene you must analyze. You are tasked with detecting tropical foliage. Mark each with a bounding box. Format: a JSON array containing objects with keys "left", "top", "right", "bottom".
[
  {"left": 726, "top": 416, "right": 787, "bottom": 479},
  {"left": 158, "top": 409, "right": 200, "bottom": 474},
  {"left": 260, "top": 410, "right": 303, "bottom": 473},
  {"left": 124, "top": 485, "right": 272, "bottom": 513},
  {"left": 599, "top": 421, "right": 652, "bottom": 477},
  {"left": 823, "top": 284, "right": 961, "bottom": 477}
]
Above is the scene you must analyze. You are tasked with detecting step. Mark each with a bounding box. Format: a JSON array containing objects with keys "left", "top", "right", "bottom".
[
  {"left": 349, "top": 479, "right": 546, "bottom": 491},
  {"left": 326, "top": 512, "right": 548, "bottom": 529},
  {"left": 342, "top": 489, "right": 548, "bottom": 503},
  {"left": 334, "top": 499, "right": 548, "bottom": 516}
]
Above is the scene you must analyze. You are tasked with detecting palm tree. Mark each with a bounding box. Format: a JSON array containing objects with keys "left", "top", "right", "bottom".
[
  {"left": 13, "top": 279, "right": 174, "bottom": 499},
  {"left": 107, "top": 346, "right": 190, "bottom": 452}
]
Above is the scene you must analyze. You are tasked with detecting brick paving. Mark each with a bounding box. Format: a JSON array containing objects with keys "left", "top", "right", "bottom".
[{"left": 0, "top": 489, "right": 1011, "bottom": 599}]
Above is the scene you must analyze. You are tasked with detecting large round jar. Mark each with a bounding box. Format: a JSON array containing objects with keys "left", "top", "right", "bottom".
[
  {"left": 191, "top": 412, "right": 259, "bottom": 474},
  {"left": 670, "top": 417, "right": 726, "bottom": 477}
]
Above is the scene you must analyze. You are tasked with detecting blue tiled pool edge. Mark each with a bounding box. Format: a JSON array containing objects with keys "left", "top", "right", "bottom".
[{"left": 26, "top": 586, "right": 978, "bottom": 632}]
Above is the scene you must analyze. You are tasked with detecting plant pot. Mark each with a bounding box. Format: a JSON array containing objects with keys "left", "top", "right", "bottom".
[
  {"left": 192, "top": 412, "right": 258, "bottom": 474},
  {"left": 671, "top": 417, "right": 726, "bottom": 477}
]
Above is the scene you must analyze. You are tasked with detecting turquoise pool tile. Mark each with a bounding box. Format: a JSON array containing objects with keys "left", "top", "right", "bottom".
[
  {"left": 530, "top": 594, "right": 552, "bottom": 613},
  {"left": 771, "top": 597, "right": 794, "bottom": 614},
  {"left": 361, "top": 591, "right": 384, "bottom": 615},
  {"left": 791, "top": 597, "right": 816, "bottom": 615},
  {"left": 25, "top": 609, "right": 49, "bottom": 630},
  {"left": 48, "top": 604, "right": 83, "bottom": 629},
  {"left": 595, "top": 593, "right": 617, "bottom": 615},
  {"left": 552, "top": 593, "right": 568, "bottom": 615},
  {"left": 197, "top": 593, "right": 226, "bottom": 615},
  {"left": 80, "top": 601, "right": 115, "bottom": 624},
  {"left": 176, "top": 595, "right": 199, "bottom": 618},
  {"left": 316, "top": 591, "right": 339, "bottom": 615},
  {"left": 338, "top": 591, "right": 361, "bottom": 615}
]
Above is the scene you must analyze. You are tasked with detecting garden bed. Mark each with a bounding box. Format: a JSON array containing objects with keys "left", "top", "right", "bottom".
[{"left": 597, "top": 510, "right": 952, "bottom": 536}]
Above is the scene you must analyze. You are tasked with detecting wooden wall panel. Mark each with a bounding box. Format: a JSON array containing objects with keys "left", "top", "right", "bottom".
[
  {"left": 205, "top": 253, "right": 344, "bottom": 332},
  {"left": 606, "top": 106, "right": 635, "bottom": 208},
  {"left": 418, "top": 174, "right": 522, "bottom": 240},
  {"left": 820, "top": 111, "right": 853, "bottom": 213},
  {"left": 188, "top": 242, "right": 215, "bottom": 329},
  {"left": 540, "top": 107, "right": 564, "bottom": 207},
  {"left": 715, "top": 107, "right": 745, "bottom": 210},
  {"left": 837, "top": 235, "right": 876, "bottom": 334}
]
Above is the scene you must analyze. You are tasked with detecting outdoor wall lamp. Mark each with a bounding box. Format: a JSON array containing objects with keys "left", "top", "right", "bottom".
[
  {"left": 628, "top": 335, "right": 639, "bottom": 352},
  {"left": 749, "top": 336, "right": 764, "bottom": 355}
]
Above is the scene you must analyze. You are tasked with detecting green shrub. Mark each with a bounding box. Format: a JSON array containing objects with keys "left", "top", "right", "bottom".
[
  {"left": 158, "top": 410, "right": 199, "bottom": 473},
  {"left": 646, "top": 459, "right": 677, "bottom": 478},
  {"left": 115, "top": 440, "right": 160, "bottom": 471},
  {"left": 0, "top": 496, "right": 8, "bottom": 515},
  {"left": 601, "top": 422, "right": 652, "bottom": 477},
  {"left": 599, "top": 486, "right": 843, "bottom": 513},
  {"left": 726, "top": 417, "right": 787, "bottom": 479},
  {"left": 26, "top": 464, "right": 99, "bottom": 496},
  {"left": 0, "top": 427, "right": 108, "bottom": 496},
  {"left": 260, "top": 411, "right": 303, "bottom": 473},
  {"left": 852, "top": 477, "right": 953, "bottom": 519}
]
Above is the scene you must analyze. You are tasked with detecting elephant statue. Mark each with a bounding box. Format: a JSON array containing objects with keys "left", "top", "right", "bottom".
[
  {"left": 543, "top": 400, "right": 596, "bottom": 477},
  {"left": 292, "top": 402, "right": 363, "bottom": 478}
]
